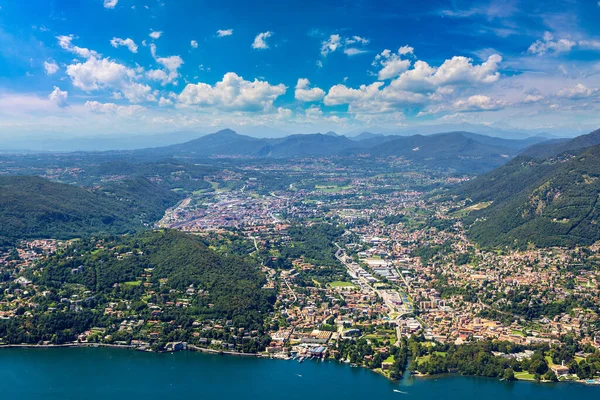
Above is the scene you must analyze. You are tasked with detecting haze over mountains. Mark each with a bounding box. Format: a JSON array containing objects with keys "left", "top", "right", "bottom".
[
  {"left": 0, "top": 123, "right": 563, "bottom": 153},
  {"left": 130, "top": 128, "right": 548, "bottom": 173},
  {"left": 0, "top": 127, "right": 556, "bottom": 175}
]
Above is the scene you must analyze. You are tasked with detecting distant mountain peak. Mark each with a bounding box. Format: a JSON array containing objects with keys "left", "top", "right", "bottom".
[
  {"left": 351, "top": 132, "right": 385, "bottom": 141},
  {"left": 214, "top": 128, "right": 238, "bottom": 136}
]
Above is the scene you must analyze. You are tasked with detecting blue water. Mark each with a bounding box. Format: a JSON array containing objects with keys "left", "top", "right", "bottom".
[{"left": 0, "top": 348, "right": 598, "bottom": 399}]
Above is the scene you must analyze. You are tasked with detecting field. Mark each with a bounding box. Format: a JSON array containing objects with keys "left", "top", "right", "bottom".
[
  {"left": 315, "top": 185, "right": 352, "bottom": 193},
  {"left": 328, "top": 281, "right": 357, "bottom": 288},
  {"left": 514, "top": 371, "right": 536, "bottom": 381},
  {"left": 451, "top": 201, "right": 493, "bottom": 217},
  {"left": 416, "top": 352, "right": 447, "bottom": 366}
]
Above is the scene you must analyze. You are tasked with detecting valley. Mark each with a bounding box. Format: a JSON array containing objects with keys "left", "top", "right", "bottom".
[{"left": 1, "top": 128, "right": 600, "bottom": 383}]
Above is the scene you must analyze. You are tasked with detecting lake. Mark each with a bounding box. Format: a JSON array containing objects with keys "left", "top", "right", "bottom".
[{"left": 1, "top": 348, "right": 599, "bottom": 399}]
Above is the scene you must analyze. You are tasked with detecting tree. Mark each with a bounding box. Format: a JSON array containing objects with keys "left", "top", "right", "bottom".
[
  {"left": 528, "top": 359, "right": 548, "bottom": 375},
  {"left": 543, "top": 370, "right": 558, "bottom": 382},
  {"left": 578, "top": 361, "right": 593, "bottom": 379},
  {"left": 503, "top": 368, "right": 516, "bottom": 381}
]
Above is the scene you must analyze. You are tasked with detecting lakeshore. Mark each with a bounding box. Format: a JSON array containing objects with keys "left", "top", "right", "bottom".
[
  {"left": 3, "top": 342, "right": 599, "bottom": 386},
  {"left": 1, "top": 347, "right": 600, "bottom": 399}
]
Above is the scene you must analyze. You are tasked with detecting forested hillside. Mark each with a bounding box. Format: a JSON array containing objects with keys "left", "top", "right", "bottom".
[
  {"left": 521, "top": 128, "right": 600, "bottom": 159},
  {"left": 456, "top": 144, "right": 600, "bottom": 248},
  {"left": 38, "top": 230, "right": 274, "bottom": 326},
  {"left": 1, "top": 230, "right": 274, "bottom": 347},
  {"left": 0, "top": 176, "right": 181, "bottom": 246}
]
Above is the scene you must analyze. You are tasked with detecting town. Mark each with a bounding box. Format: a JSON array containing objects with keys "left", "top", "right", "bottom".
[{"left": 2, "top": 157, "right": 600, "bottom": 384}]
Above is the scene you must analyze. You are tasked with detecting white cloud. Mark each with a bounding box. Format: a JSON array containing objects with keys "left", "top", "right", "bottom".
[
  {"left": 373, "top": 47, "right": 413, "bottom": 80},
  {"left": 190, "top": 40, "right": 198, "bottom": 49},
  {"left": 556, "top": 83, "right": 597, "bottom": 99},
  {"left": 156, "top": 55, "right": 183, "bottom": 72},
  {"left": 147, "top": 43, "right": 184, "bottom": 85},
  {"left": 294, "top": 78, "right": 326, "bottom": 102},
  {"left": 120, "top": 82, "right": 156, "bottom": 103},
  {"left": 110, "top": 37, "right": 138, "bottom": 53},
  {"left": 321, "top": 34, "right": 341, "bottom": 56},
  {"left": 578, "top": 40, "right": 600, "bottom": 50},
  {"left": 44, "top": 60, "right": 59, "bottom": 75},
  {"left": 103, "top": 0, "right": 118, "bottom": 9},
  {"left": 65, "top": 56, "right": 155, "bottom": 103},
  {"left": 440, "top": 2, "right": 518, "bottom": 20},
  {"left": 275, "top": 107, "right": 293, "bottom": 119},
  {"left": 344, "top": 48, "right": 368, "bottom": 56},
  {"left": 399, "top": 45, "right": 414, "bottom": 55},
  {"left": 159, "top": 97, "right": 173, "bottom": 106},
  {"left": 322, "top": 52, "right": 501, "bottom": 114},
  {"left": 523, "top": 94, "right": 544, "bottom": 103},
  {"left": 528, "top": 32, "right": 577, "bottom": 55},
  {"left": 149, "top": 31, "right": 163, "bottom": 39},
  {"left": 324, "top": 82, "right": 386, "bottom": 107},
  {"left": 178, "top": 72, "right": 286, "bottom": 111},
  {"left": 66, "top": 57, "right": 131, "bottom": 91},
  {"left": 453, "top": 95, "right": 506, "bottom": 111},
  {"left": 217, "top": 29, "right": 233, "bottom": 37},
  {"left": 146, "top": 69, "right": 171, "bottom": 85},
  {"left": 56, "top": 35, "right": 99, "bottom": 59},
  {"left": 0, "top": 93, "right": 61, "bottom": 116},
  {"left": 305, "top": 105, "right": 323, "bottom": 119},
  {"left": 432, "top": 54, "right": 502, "bottom": 85},
  {"left": 252, "top": 31, "right": 273, "bottom": 49},
  {"left": 346, "top": 36, "right": 369, "bottom": 46},
  {"left": 321, "top": 34, "right": 369, "bottom": 57},
  {"left": 390, "top": 54, "right": 502, "bottom": 92},
  {"left": 85, "top": 101, "right": 146, "bottom": 115},
  {"left": 48, "top": 86, "right": 68, "bottom": 107}
]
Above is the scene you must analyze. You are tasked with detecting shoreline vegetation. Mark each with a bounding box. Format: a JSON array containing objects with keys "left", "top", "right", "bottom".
[
  {"left": 0, "top": 342, "right": 257, "bottom": 357},
  {"left": 2, "top": 343, "right": 599, "bottom": 386}
]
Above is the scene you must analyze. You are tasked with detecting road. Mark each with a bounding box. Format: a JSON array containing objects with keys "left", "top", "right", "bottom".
[{"left": 334, "top": 242, "right": 416, "bottom": 344}]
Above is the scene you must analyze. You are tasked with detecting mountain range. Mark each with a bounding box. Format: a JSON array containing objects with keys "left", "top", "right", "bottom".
[{"left": 133, "top": 129, "right": 550, "bottom": 173}]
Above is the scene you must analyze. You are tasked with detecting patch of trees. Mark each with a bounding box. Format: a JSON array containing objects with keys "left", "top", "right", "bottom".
[
  {"left": 0, "top": 176, "right": 181, "bottom": 246},
  {"left": 458, "top": 145, "right": 600, "bottom": 249},
  {"left": 12, "top": 230, "right": 276, "bottom": 345}
]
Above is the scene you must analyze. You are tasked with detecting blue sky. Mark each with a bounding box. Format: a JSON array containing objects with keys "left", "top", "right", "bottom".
[{"left": 1, "top": 0, "right": 600, "bottom": 138}]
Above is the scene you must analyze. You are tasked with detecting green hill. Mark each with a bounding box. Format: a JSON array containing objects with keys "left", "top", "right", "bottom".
[
  {"left": 456, "top": 143, "right": 600, "bottom": 248},
  {"left": 0, "top": 176, "right": 181, "bottom": 246},
  {"left": 38, "top": 230, "right": 274, "bottom": 323},
  {"left": 363, "top": 132, "right": 518, "bottom": 172},
  {"left": 521, "top": 128, "right": 600, "bottom": 159},
  {"left": 1, "top": 230, "right": 274, "bottom": 347}
]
